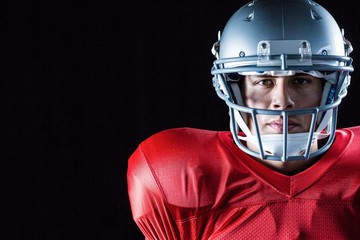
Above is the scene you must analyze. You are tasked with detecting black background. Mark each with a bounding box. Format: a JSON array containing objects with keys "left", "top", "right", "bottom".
[{"left": 3, "top": 0, "right": 359, "bottom": 239}]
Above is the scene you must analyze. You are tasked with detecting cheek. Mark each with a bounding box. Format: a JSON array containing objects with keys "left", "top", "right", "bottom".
[
  {"left": 298, "top": 81, "right": 323, "bottom": 107},
  {"left": 296, "top": 91, "right": 322, "bottom": 107},
  {"left": 244, "top": 92, "right": 269, "bottom": 108}
]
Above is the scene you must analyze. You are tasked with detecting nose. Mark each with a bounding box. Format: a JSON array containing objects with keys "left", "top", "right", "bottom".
[{"left": 271, "top": 82, "right": 295, "bottom": 110}]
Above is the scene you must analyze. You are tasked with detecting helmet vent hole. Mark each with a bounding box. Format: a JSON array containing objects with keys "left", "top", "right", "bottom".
[
  {"left": 265, "top": 150, "right": 273, "bottom": 155},
  {"left": 299, "top": 149, "right": 306, "bottom": 155},
  {"left": 310, "top": 9, "right": 322, "bottom": 20},
  {"left": 307, "top": 0, "right": 318, "bottom": 6},
  {"left": 247, "top": 0, "right": 256, "bottom": 7},
  {"left": 244, "top": 11, "right": 254, "bottom": 21}
]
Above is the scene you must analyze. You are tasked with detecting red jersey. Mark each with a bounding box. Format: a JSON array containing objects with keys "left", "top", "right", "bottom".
[{"left": 127, "top": 127, "right": 360, "bottom": 240}]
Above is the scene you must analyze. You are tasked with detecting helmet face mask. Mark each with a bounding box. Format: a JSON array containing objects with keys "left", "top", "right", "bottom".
[{"left": 211, "top": 0, "right": 353, "bottom": 162}]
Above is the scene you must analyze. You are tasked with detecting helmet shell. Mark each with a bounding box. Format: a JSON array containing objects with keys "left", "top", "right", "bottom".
[{"left": 219, "top": 0, "right": 345, "bottom": 59}]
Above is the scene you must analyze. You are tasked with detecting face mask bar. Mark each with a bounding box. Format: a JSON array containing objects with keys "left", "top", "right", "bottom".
[
  {"left": 228, "top": 103, "right": 338, "bottom": 161},
  {"left": 212, "top": 54, "right": 353, "bottom": 76},
  {"left": 211, "top": 53, "right": 353, "bottom": 161}
]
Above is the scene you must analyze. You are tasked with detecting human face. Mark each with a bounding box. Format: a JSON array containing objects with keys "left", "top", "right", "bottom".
[{"left": 242, "top": 74, "right": 323, "bottom": 135}]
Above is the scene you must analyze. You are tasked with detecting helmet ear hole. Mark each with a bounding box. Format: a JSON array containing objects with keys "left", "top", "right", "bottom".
[{"left": 226, "top": 72, "right": 241, "bottom": 81}]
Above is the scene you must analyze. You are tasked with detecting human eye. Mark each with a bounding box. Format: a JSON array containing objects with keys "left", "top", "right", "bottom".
[
  {"left": 255, "top": 78, "right": 274, "bottom": 86},
  {"left": 292, "top": 76, "right": 311, "bottom": 85}
]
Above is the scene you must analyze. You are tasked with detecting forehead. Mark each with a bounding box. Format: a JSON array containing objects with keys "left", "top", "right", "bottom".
[
  {"left": 240, "top": 70, "right": 326, "bottom": 78},
  {"left": 244, "top": 73, "right": 323, "bottom": 81}
]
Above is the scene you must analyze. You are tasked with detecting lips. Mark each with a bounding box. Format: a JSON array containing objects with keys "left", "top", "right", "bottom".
[{"left": 268, "top": 119, "right": 298, "bottom": 132}]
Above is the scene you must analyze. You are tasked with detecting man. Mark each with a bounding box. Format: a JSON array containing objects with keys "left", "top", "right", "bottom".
[{"left": 127, "top": 0, "right": 360, "bottom": 239}]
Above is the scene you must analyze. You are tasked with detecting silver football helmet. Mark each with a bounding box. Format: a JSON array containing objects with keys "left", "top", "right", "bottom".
[{"left": 211, "top": 0, "right": 353, "bottom": 161}]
